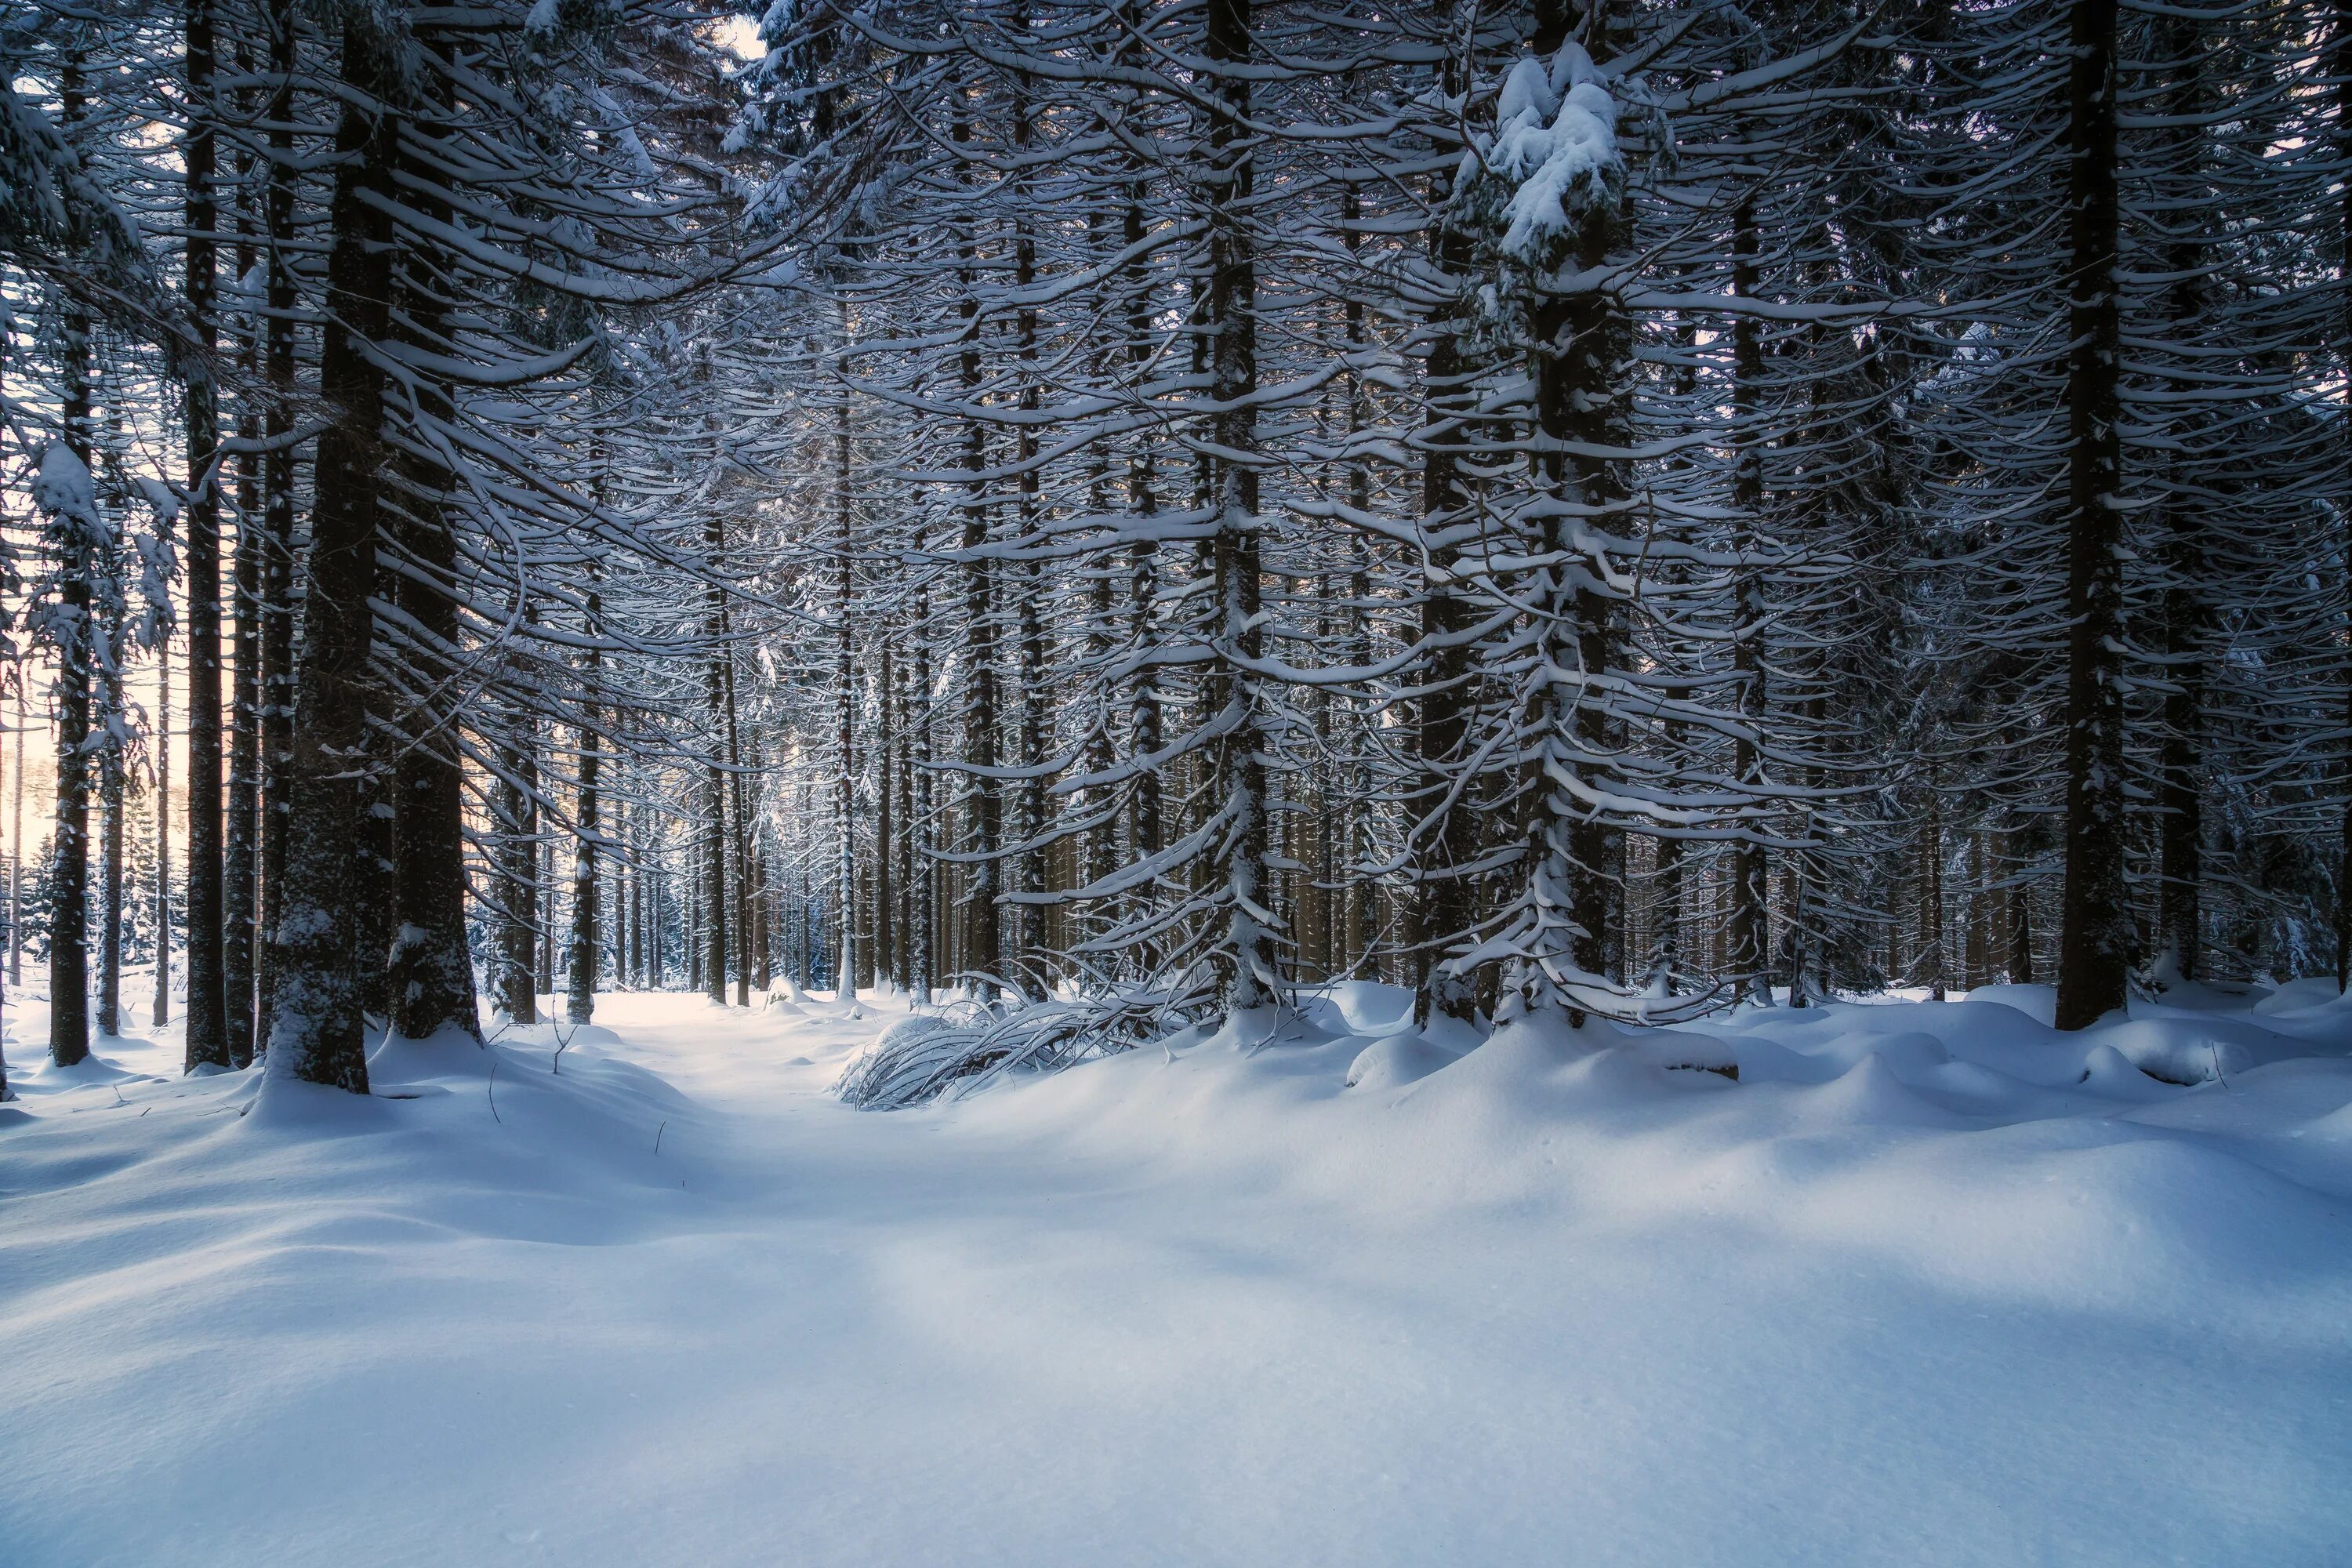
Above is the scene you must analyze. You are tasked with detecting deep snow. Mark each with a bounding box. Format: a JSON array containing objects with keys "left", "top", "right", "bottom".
[{"left": 5, "top": 980, "right": 2351, "bottom": 1566}]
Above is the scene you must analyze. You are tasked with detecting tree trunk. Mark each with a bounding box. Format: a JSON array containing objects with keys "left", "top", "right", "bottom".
[
  {"left": 874, "top": 646, "right": 895, "bottom": 993},
  {"left": 1123, "top": 166, "right": 1163, "bottom": 916},
  {"left": 2339, "top": 0, "right": 2352, "bottom": 991},
  {"left": 49, "top": 45, "right": 95, "bottom": 1070},
  {"left": 98, "top": 648, "right": 123, "bottom": 1036},
  {"left": 255, "top": 0, "right": 298, "bottom": 1054},
  {"left": 1518, "top": 4, "right": 1631, "bottom": 1022},
  {"left": 1203, "top": 0, "right": 1279, "bottom": 1015},
  {"left": 263, "top": 11, "right": 399, "bottom": 1093},
  {"left": 2154, "top": 8, "right": 2210, "bottom": 985},
  {"left": 1411, "top": 113, "right": 1480, "bottom": 1025},
  {"left": 725, "top": 620, "right": 751, "bottom": 1009},
  {"left": 910, "top": 580, "right": 935, "bottom": 1004},
  {"left": 155, "top": 637, "right": 173, "bottom": 1029},
  {"left": 1922, "top": 782, "right": 1947, "bottom": 1001},
  {"left": 2004, "top": 826, "right": 2035, "bottom": 984},
  {"left": 2054, "top": 0, "right": 2129, "bottom": 1030},
  {"left": 222, "top": 47, "right": 259, "bottom": 1061},
  {"left": 388, "top": 83, "right": 482, "bottom": 1044},
  {"left": 955, "top": 111, "right": 1001, "bottom": 1003},
  {"left": 183, "top": 0, "right": 230, "bottom": 1070},
  {"left": 538, "top": 826, "right": 557, "bottom": 1004},
  {"left": 1650, "top": 690, "right": 1690, "bottom": 992},
  {"left": 892, "top": 653, "right": 916, "bottom": 993},
  {"left": 10, "top": 681, "right": 24, "bottom": 988},
  {"left": 1728, "top": 196, "right": 1771, "bottom": 1007},
  {"left": 568, "top": 583, "right": 603, "bottom": 1025}
]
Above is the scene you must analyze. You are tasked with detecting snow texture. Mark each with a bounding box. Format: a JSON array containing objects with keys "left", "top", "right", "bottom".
[{"left": 5, "top": 982, "right": 2351, "bottom": 1565}]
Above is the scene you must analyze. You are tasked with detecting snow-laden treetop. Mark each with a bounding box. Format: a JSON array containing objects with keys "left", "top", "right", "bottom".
[{"left": 1482, "top": 44, "right": 1621, "bottom": 263}]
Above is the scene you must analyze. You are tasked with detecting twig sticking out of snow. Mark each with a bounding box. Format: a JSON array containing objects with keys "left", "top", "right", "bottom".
[
  {"left": 834, "top": 992, "right": 1185, "bottom": 1109},
  {"left": 487, "top": 1055, "right": 503, "bottom": 1125}
]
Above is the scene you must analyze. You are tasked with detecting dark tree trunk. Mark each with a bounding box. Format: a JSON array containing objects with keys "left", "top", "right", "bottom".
[
  {"left": 726, "top": 604, "right": 751, "bottom": 1009},
  {"left": 2154, "top": 5, "right": 2211, "bottom": 986},
  {"left": 1524, "top": 2, "right": 1631, "bottom": 1022},
  {"left": 704, "top": 511, "right": 731, "bottom": 1006},
  {"left": 2004, "top": 826, "right": 2036, "bottom": 984},
  {"left": 955, "top": 114, "right": 1001, "bottom": 1002},
  {"left": 1412, "top": 111, "right": 1479, "bottom": 1026},
  {"left": 2340, "top": 1, "right": 2352, "bottom": 990},
  {"left": 910, "top": 580, "right": 935, "bottom": 1004},
  {"left": 155, "top": 639, "right": 172, "bottom": 1030},
  {"left": 1123, "top": 169, "right": 1163, "bottom": 906},
  {"left": 538, "top": 825, "right": 557, "bottom": 1003},
  {"left": 223, "top": 39, "right": 260, "bottom": 1062},
  {"left": 874, "top": 645, "right": 895, "bottom": 993},
  {"left": 183, "top": 0, "right": 230, "bottom": 1071},
  {"left": 499, "top": 746, "right": 538, "bottom": 1019},
  {"left": 892, "top": 653, "right": 916, "bottom": 994},
  {"left": 1009, "top": 83, "right": 1047, "bottom": 993},
  {"left": 1650, "top": 690, "right": 1690, "bottom": 991},
  {"left": 265, "top": 13, "right": 400, "bottom": 1094},
  {"left": 387, "top": 91, "right": 482, "bottom": 1044},
  {"left": 1204, "top": 0, "right": 1277, "bottom": 1014},
  {"left": 98, "top": 657, "right": 122, "bottom": 1036},
  {"left": 1727, "top": 197, "right": 1771, "bottom": 1007},
  {"left": 2054, "top": 0, "right": 2129, "bottom": 1030},
  {"left": 49, "top": 49, "right": 94, "bottom": 1071},
  {"left": 568, "top": 585, "right": 603, "bottom": 1025},
  {"left": 1922, "top": 782, "right": 1947, "bottom": 1002},
  {"left": 11, "top": 683, "right": 25, "bottom": 989},
  {"left": 255, "top": 0, "right": 298, "bottom": 1052}
]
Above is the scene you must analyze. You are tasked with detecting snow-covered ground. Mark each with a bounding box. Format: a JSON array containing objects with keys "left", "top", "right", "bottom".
[{"left": 5, "top": 980, "right": 2352, "bottom": 1566}]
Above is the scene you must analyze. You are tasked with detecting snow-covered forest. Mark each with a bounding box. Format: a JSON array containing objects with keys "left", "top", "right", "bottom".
[{"left": 5, "top": 2, "right": 2352, "bottom": 1563}]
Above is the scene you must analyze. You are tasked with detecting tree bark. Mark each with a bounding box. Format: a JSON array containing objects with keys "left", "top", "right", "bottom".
[
  {"left": 10, "top": 681, "right": 24, "bottom": 989},
  {"left": 1203, "top": 0, "right": 1279, "bottom": 1015},
  {"left": 222, "top": 41, "right": 259, "bottom": 1061},
  {"left": 156, "top": 638, "right": 173, "bottom": 1028},
  {"left": 2339, "top": 0, "right": 2352, "bottom": 991},
  {"left": 1727, "top": 197, "right": 1771, "bottom": 1007},
  {"left": 263, "top": 10, "right": 399, "bottom": 1093},
  {"left": 2148, "top": 5, "right": 2211, "bottom": 985},
  {"left": 910, "top": 579, "right": 935, "bottom": 1004},
  {"left": 49, "top": 45, "right": 95, "bottom": 1070},
  {"left": 387, "top": 83, "right": 482, "bottom": 1044},
  {"left": 704, "top": 510, "right": 731, "bottom": 1006},
  {"left": 1411, "top": 97, "right": 1480, "bottom": 1025},
  {"left": 2054, "top": 0, "right": 2129, "bottom": 1030},
  {"left": 568, "top": 582, "right": 603, "bottom": 1025},
  {"left": 256, "top": 0, "right": 298, "bottom": 1053},
  {"left": 98, "top": 644, "right": 122, "bottom": 1036},
  {"left": 955, "top": 107, "right": 1001, "bottom": 1002},
  {"left": 183, "top": 0, "right": 230, "bottom": 1070}
]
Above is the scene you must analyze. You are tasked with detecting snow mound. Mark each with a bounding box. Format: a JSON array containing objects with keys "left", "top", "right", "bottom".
[
  {"left": 19, "top": 1051, "right": 153, "bottom": 1091},
  {"left": 2256, "top": 976, "right": 2351, "bottom": 1015},
  {"left": 1344, "top": 1030, "right": 1463, "bottom": 1091},
  {"left": 1962, "top": 982, "right": 2056, "bottom": 1024},
  {"left": 2098, "top": 1015, "right": 2310, "bottom": 1084}
]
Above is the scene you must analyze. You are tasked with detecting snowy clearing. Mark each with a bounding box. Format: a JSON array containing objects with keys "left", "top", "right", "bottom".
[{"left": 5, "top": 985, "right": 2352, "bottom": 1566}]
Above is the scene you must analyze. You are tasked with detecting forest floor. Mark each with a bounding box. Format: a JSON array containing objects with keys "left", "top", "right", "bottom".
[{"left": 5, "top": 978, "right": 2352, "bottom": 1566}]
